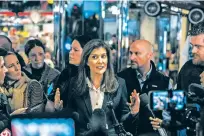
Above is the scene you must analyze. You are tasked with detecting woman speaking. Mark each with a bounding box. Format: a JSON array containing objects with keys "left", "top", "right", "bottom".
[{"left": 67, "top": 39, "right": 140, "bottom": 135}]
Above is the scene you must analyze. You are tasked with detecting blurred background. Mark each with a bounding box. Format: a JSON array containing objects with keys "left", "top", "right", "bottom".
[{"left": 0, "top": 0, "right": 204, "bottom": 85}]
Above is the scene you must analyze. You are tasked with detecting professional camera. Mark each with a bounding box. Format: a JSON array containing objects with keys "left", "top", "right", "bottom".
[
  {"left": 187, "top": 83, "right": 204, "bottom": 136},
  {"left": 148, "top": 88, "right": 203, "bottom": 136}
]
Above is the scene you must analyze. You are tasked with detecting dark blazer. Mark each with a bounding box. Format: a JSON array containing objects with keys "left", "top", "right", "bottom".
[
  {"left": 67, "top": 77, "right": 138, "bottom": 135},
  {"left": 118, "top": 61, "right": 170, "bottom": 135},
  {"left": 54, "top": 64, "right": 78, "bottom": 107}
]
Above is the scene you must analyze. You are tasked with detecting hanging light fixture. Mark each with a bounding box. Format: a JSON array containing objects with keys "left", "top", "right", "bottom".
[
  {"left": 144, "top": 1, "right": 161, "bottom": 17},
  {"left": 188, "top": 8, "right": 204, "bottom": 25}
]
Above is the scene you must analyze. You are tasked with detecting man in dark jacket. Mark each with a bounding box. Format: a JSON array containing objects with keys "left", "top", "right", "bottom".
[
  {"left": 177, "top": 21, "right": 204, "bottom": 91},
  {"left": 118, "top": 40, "right": 172, "bottom": 136},
  {"left": 175, "top": 21, "right": 204, "bottom": 136}
]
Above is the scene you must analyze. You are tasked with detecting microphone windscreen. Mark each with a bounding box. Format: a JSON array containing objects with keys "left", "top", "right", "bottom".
[
  {"left": 91, "top": 109, "right": 106, "bottom": 125},
  {"left": 72, "top": 112, "right": 79, "bottom": 122},
  {"left": 90, "top": 108, "right": 107, "bottom": 134},
  {"left": 139, "top": 93, "right": 149, "bottom": 108},
  {"left": 189, "top": 83, "right": 204, "bottom": 97}
]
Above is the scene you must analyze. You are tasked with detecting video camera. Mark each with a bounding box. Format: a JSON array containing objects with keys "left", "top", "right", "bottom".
[{"left": 148, "top": 84, "right": 204, "bottom": 136}]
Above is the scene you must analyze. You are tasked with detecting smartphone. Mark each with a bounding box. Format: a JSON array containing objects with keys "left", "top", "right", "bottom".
[{"left": 149, "top": 90, "right": 186, "bottom": 111}]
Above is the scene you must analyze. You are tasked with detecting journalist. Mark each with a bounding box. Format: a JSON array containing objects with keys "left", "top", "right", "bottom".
[{"left": 152, "top": 21, "right": 204, "bottom": 136}]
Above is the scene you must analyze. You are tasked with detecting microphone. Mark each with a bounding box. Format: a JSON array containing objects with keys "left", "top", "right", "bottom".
[
  {"left": 189, "top": 83, "right": 204, "bottom": 97},
  {"left": 140, "top": 93, "right": 168, "bottom": 136},
  {"left": 82, "top": 108, "right": 108, "bottom": 136},
  {"left": 91, "top": 108, "right": 108, "bottom": 134},
  {"left": 188, "top": 83, "right": 204, "bottom": 105},
  {"left": 72, "top": 112, "right": 79, "bottom": 122},
  {"left": 107, "top": 101, "right": 132, "bottom": 136},
  {"left": 107, "top": 101, "right": 119, "bottom": 125}
]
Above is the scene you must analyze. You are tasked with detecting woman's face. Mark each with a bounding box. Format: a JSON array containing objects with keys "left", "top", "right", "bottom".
[
  {"left": 4, "top": 54, "right": 22, "bottom": 81},
  {"left": 28, "top": 46, "right": 45, "bottom": 69},
  {"left": 0, "top": 58, "right": 7, "bottom": 85},
  {"left": 69, "top": 40, "right": 83, "bottom": 65},
  {"left": 87, "top": 47, "right": 108, "bottom": 77}
]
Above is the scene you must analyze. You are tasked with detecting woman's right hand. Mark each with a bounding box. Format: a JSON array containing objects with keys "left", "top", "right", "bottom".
[
  {"left": 10, "top": 108, "right": 28, "bottom": 116},
  {"left": 54, "top": 88, "right": 63, "bottom": 111}
]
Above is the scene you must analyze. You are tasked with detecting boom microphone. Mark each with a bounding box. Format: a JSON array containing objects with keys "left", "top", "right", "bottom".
[
  {"left": 188, "top": 83, "right": 204, "bottom": 105},
  {"left": 189, "top": 83, "right": 204, "bottom": 98},
  {"left": 140, "top": 93, "right": 168, "bottom": 136}
]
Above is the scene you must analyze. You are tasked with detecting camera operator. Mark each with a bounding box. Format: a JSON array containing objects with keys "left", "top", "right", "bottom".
[
  {"left": 177, "top": 21, "right": 204, "bottom": 94},
  {"left": 152, "top": 21, "right": 204, "bottom": 136}
]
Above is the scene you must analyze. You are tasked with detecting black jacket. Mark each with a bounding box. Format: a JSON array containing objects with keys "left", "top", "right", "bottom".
[
  {"left": 177, "top": 60, "right": 203, "bottom": 92},
  {"left": 54, "top": 64, "right": 78, "bottom": 107},
  {"left": 67, "top": 77, "right": 138, "bottom": 136},
  {"left": 118, "top": 61, "right": 170, "bottom": 135},
  {"left": 0, "top": 93, "right": 10, "bottom": 132}
]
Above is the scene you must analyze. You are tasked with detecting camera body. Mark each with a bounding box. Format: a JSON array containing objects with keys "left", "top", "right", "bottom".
[{"left": 149, "top": 89, "right": 203, "bottom": 135}]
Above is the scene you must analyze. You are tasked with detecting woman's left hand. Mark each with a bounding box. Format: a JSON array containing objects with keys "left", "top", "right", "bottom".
[
  {"left": 54, "top": 88, "right": 63, "bottom": 110},
  {"left": 127, "top": 89, "right": 140, "bottom": 114},
  {"left": 149, "top": 117, "right": 163, "bottom": 130}
]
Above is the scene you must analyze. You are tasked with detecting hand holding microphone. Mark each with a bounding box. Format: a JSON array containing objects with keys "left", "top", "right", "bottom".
[
  {"left": 150, "top": 117, "right": 163, "bottom": 130},
  {"left": 140, "top": 93, "right": 168, "bottom": 136},
  {"left": 127, "top": 89, "right": 140, "bottom": 114}
]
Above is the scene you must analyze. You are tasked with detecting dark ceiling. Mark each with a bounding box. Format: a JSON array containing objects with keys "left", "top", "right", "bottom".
[
  {"left": 130, "top": 1, "right": 204, "bottom": 11},
  {"left": 162, "top": 1, "right": 204, "bottom": 10}
]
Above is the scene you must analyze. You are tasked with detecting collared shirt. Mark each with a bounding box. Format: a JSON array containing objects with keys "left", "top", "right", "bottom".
[
  {"left": 86, "top": 77, "right": 105, "bottom": 111},
  {"left": 136, "top": 65, "right": 152, "bottom": 89},
  {"left": 136, "top": 65, "right": 173, "bottom": 90}
]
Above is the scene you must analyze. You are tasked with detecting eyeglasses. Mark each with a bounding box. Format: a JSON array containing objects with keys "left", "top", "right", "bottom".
[{"left": 190, "top": 43, "right": 204, "bottom": 50}]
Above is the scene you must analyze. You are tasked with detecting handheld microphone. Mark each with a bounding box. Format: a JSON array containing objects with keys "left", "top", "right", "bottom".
[
  {"left": 82, "top": 109, "right": 108, "bottom": 136},
  {"left": 72, "top": 112, "right": 79, "bottom": 122},
  {"left": 140, "top": 93, "right": 168, "bottom": 136},
  {"left": 91, "top": 108, "right": 108, "bottom": 133},
  {"left": 107, "top": 101, "right": 119, "bottom": 125},
  {"left": 107, "top": 101, "right": 133, "bottom": 136}
]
